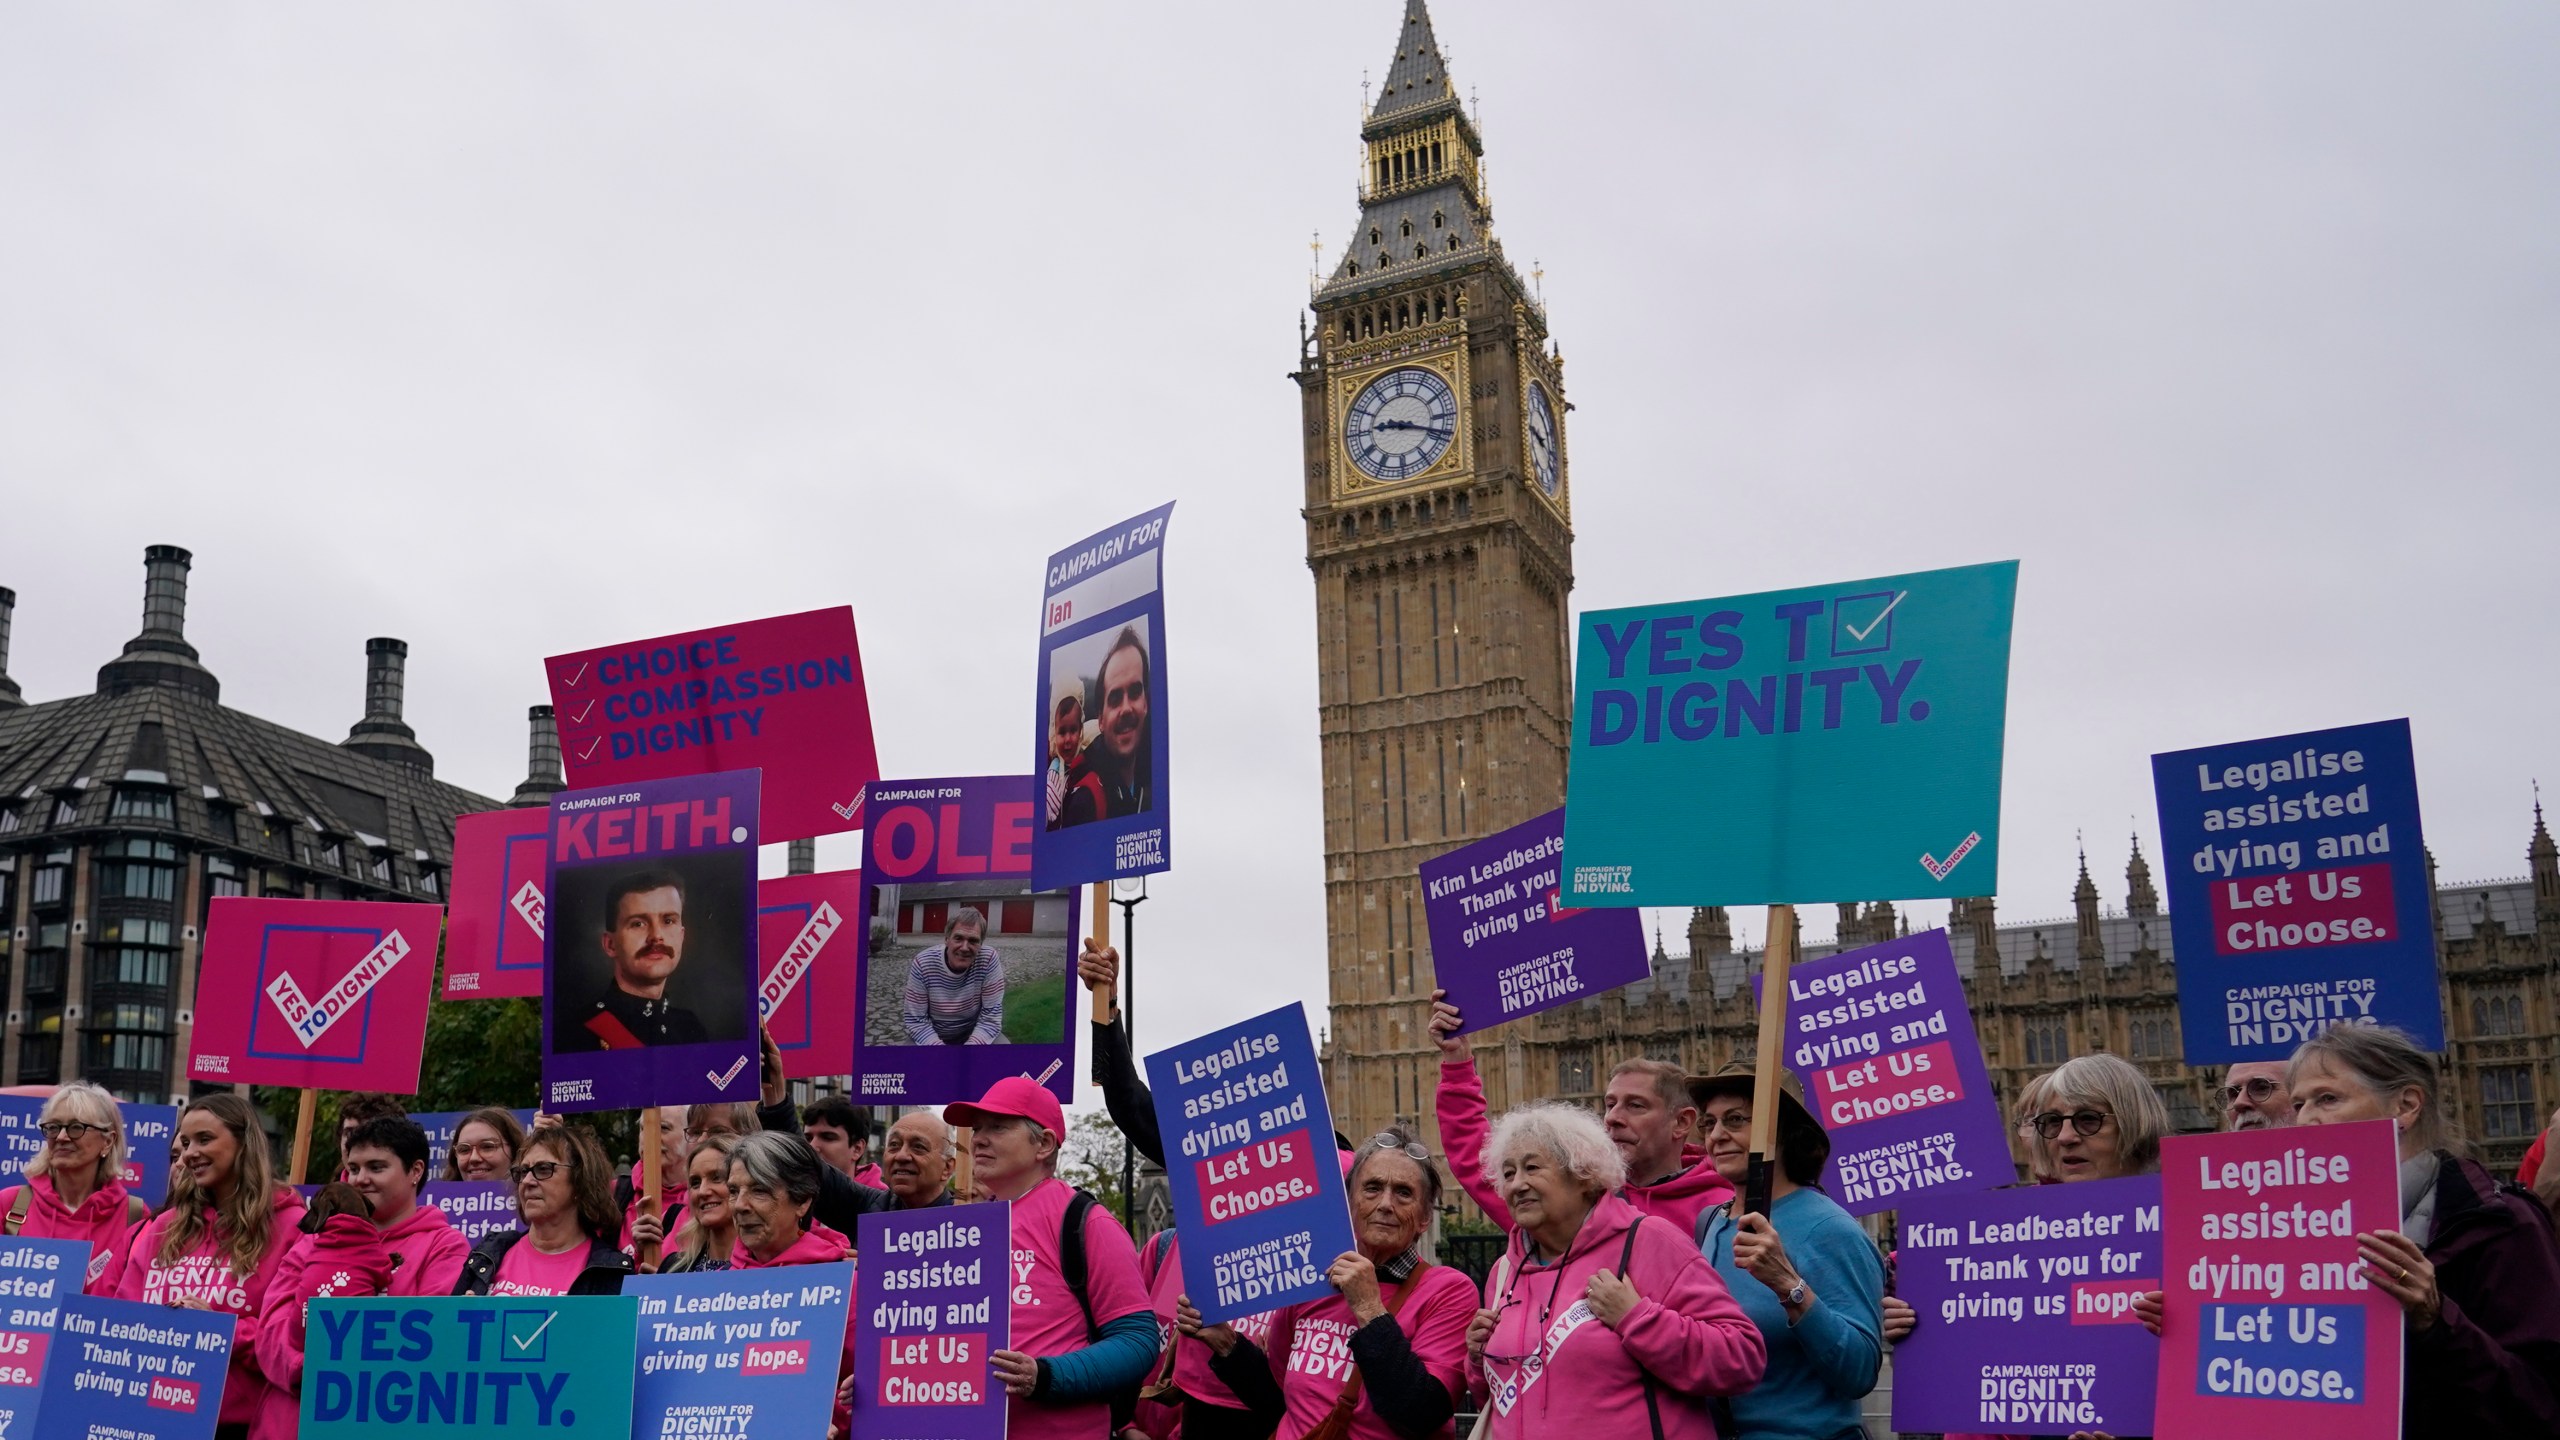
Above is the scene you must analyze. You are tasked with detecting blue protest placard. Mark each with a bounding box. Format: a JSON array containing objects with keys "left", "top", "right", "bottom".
[
  {"left": 629, "top": 1263, "right": 853, "bottom": 1440},
  {"left": 0, "top": 1237, "right": 93, "bottom": 1435},
  {"left": 410, "top": 1111, "right": 537, "bottom": 1180},
  {"left": 1421, "top": 808, "right": 1652, "bottom": 1034},
  {"left": 36, "top": 1295, "right": 234, "bottom": 1440},
  {"left": 1031, "top": 503, "right": 1174, "bottom": 890},
  {"left": 1145, "top": 1003, "right": 1353, "bottom": 1325},
  {"left": 0, "top": 1100, "right": 176, "bottom": 1209},
  {"left": 1773, "top": 931, "right": 2012, "bottom": 1216},
  {"left": 300, "top": 1295, "right": 637, "bottom": 1440},
  {"left": 2152, "top": 719, "right": 2442, "bottom": 1061},
  {"left": 1560, "top": 560, "right": 2018, "bottom": 905},
  {"left": 850, "top": 1205, "right": 1008, "bottom": 1440},
  {"left": 421, "top": 1184, "right": 521, "bottom": 1246},
  {"left": 1891, "top": 1174, "right": 2163, "bottom": 1436},
  {"left": 542, "top": 770, "right": 762, "bottom": 1112}
]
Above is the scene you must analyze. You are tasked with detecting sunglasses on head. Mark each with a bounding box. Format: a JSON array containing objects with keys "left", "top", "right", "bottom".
[
  {"left": 2031, "top": 1109, "right": 2114, "bottom": 1140},
  {"left": 1364, "top": 1133, "right": 1431, "bottom": 1163}
]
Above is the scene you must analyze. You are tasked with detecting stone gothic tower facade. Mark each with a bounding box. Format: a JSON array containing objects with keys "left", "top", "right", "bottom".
[{"left": 1297, "top": 0, "right": 1575, "bottom": 1144}]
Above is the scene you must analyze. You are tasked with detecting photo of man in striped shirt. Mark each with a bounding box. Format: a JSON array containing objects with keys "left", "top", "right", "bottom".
[{"left": 901, "top": 906, "right": 1007, "bottom": 1045}]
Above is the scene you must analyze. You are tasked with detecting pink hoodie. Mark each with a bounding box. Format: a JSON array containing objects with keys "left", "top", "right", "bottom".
[
  {"left": 1467, "top": 1193, "right": 1766, "bottom": 1440},
  {"left": 1437, "top": 1056, "right": 1734, "bottom": 1234},
  {"left": 0, "top": 1172, "right": 145, "bottom": 1294},
  {"left": 255, "top": 1214, "right": 395, "bottom": 1439},
  {"left": 376, "top": 1203, "right": 470, "bottom": 1298},
  {"left": 734, "top": 1222, "right": 857, "bottom": 1436},
  {"left": 111, "top": 1185, "right": 310, "bottom": 1439}
]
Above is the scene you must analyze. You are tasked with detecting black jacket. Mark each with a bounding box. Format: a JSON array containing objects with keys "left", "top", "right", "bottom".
[
  {"left": 756, "top": 1098, "right": 897, "bottom": 1234},
  {"left": 452, "top": 1230, "right": 633, "bottom": 1296}
]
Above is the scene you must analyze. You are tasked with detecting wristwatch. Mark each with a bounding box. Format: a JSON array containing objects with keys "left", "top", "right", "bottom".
[{"left": 1781, "top": 1281, "right": 1808, "bottom": 1316}]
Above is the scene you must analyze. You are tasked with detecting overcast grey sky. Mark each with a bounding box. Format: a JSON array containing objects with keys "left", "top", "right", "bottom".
[{"left": 5, "top": 4, "right": 2555, "bottom": 1076}]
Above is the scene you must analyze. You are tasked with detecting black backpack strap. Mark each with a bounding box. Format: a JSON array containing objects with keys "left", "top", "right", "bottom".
[
  {"left": 1618, "top": 1217, "right": 1664, "bottom": 1440},
  {"left": 1061, "top": 1188, "right": 1101, "bottom": 1342}
]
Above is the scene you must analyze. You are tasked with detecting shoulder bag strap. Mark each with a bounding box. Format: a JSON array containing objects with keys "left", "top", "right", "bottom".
[
  {"left": 1617, "top": 1219, "right": 1664, "bottom": 1440},
  {"left": 2, "top": 1188, "right": 26, "bottom": 1237},
  {"left": 1308, "top": 1259, "right": 1436, "bottom": 1440},
  {"left": 1465, "top": 1249, "right": 1516, "bottom": 1440}
]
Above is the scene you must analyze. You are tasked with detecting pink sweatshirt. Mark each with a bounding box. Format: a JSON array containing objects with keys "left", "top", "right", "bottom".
[
  {"left": 1468, "top": 1193, "right": 1766, "bottom": 1440},
  {"left": 111, "top": 1186, "right": 310, "bottom": 1439},
  {"left": 1437, "top": 1056, "right": 1734, "bottom": 1234},
  {"left": 1264, "top": 1264, "right": 1478, "bottom": 1440},
  {"left": 255, "top": 1214, "right": 396, "bottom": 1439},
  {"left": 1134, "top": 1228, "right": 1275, "bottom": 1431},
  {"left": 734, "top": 1223, "right": 857, "bottom": 1436},
  {"left": 376, "top": 1204, "right": 470, "bottom": 1298},
  {"left": 0, "top": 1173, "right": 144, "bottom": 1294}
]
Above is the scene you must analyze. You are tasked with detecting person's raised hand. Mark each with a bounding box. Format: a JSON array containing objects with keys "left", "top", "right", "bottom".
[
  {"left": 990, "top": 1349, "right": 1040, "bottom": 1397},
  {"left": 1174, "top": 1295, "right": 1238, "bottom": 1355},
  {"left": 2131, "top": 1291, "right": 2164, "bottom": 1336},
  {"left": 1730, "top": 1212, "right": 1805, "bottom": 1303},
  {"left": 1880, "top": 1293, "right": 1916, "bottom": 1343},
  {"left": 2359, "top": 1230, "right": 2442, "bottom": 1331},
  {"left": 1328, "top": 1251, "right": 1385, "bottom": 1322},
  {"left": 1466, "top": 1307, "right": 1498, "bottom": 1363},
  {"left": 632, "top": 1211, "right": 665, "bottom": 1250},
  {"left": 1079, "top": 940, "right": 1120, "bottom": 1016},
  {"left": 1586, "top": 1269, "right": 1640, "bottom": 1328},
  {"left": 1428, "top": 989, "right": 1466, "bottom": 1059},
  {"left": 759, "top": 1026, "right": 788, "bottom": 1107}
]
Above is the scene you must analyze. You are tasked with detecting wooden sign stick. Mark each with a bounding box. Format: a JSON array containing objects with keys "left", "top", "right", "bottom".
[
  {"left": 635, "top": 1105, "right": 663, "bottom": 1273},
  {"left": 1744, "top": 903, "right": 1799, "bottom": 1216},
  {"left": 1087, "top": 881, "right": 1113, "bottom": 1086},
  {"left": 287, "top": 1088, "right": 318, "bottom": 1185}
]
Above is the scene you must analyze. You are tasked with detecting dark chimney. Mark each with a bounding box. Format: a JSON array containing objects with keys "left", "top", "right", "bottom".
[
  {"left": 787, "top": 839, "right": 817, "bottom": 875},
  {"left": 341, "top": 637, "right": 433, "bottom": 773},
  {"left": 0, "top": 586, "right": 22, "bottom": 708},
  {"left": 97, "top": 545, "right": 220, "bottom": 700},
  {"left": 510, "top": 704, "right": 564, "bottom": 807}
]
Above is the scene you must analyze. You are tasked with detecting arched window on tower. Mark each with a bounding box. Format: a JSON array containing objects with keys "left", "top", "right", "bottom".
[
  {"left": 1415, "top": 243, "right": 1428, "bottom": 259},
  {"left": 1446, "top": 234, "right": 1461, "bottom": 252},
  {"left": 1369, "top": 227, "right": 1382, "bottom": 246},
  {"left": 1400, "top": 219, "right": 1413, "bottom": 238},
  {"left": 1432, "top": 209, "right": 1446, "bottom": 229}
]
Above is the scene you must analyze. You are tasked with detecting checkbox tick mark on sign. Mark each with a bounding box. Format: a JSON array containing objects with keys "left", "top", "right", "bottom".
[
  {"left": 1841, "top": 591, "right": 1905, "bottom": 643},
  {"left": 569, "top": 700, "right": 596, "bottom": 724},
  {"left": 558, "top": 662, "right": 588, "bottom": 689},
  {"left": 576, "top": 738, "right": 602, "bottom": 763}
]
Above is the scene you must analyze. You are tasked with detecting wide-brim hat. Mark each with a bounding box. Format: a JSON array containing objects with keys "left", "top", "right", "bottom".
[{"left": 1689, "top": 1061, "right": 1825, "bottom": 1136}]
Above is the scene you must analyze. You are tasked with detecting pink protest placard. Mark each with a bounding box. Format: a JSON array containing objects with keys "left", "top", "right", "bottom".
[
  {"left": 189, "top": 897, "right": 443, "bottom": 1092},
  {"left": 546, "top": 607, "right": 879, "bottom": 845},
  {"left": 758, "top": 869, "right": 861, "bottom": 1081},
  {"left": 2157, "top": 1118, "right": 2404, "bottom": 1439},
  {"left": 441, "top": 807, "right": 549, "bottom": 999}
]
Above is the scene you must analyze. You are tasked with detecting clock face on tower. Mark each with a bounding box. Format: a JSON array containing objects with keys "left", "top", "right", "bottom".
[
  {"left": 1344, "top": 367, "right": 1457, "bottom": 484},
  {"left": 1525, "top": 379, "right": 1560, "bottom": 497}
]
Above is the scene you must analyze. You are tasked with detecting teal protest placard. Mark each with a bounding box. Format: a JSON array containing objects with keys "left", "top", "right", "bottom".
[
  {"left": 1560, "top": 561, "right": 2017, "bottom": 905},
  {"left": 300, "top": 1296, "right": 637, "bottom": 1440}
]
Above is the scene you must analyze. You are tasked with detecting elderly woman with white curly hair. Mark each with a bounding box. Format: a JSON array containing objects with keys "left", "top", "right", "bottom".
[{"left": 1465, "top": 1102, "right": 1764, "bottom": 1440}]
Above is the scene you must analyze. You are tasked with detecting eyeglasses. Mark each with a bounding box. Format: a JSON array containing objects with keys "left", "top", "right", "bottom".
[
  {"left": 2216, "top": 1078, "right": 2284, "bottom": 1107},
  {"left": 2030, "top": 1109, "right": 2113, "bottom": 1140},
  {"left": 507, "top": 1160, "right": 565, "bottom": 1184},
  {"left": 37, "top": 1121, "right": 106, "bottom": 1141},
  {"left": 1701, "top": 1111, "right": 1753, "bottom": 1136},
  {"left": 1364, "top": 1133, "right": 1431, "bottom": 1163}
]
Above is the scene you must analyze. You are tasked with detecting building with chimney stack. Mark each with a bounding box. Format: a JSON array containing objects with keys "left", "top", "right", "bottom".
[{"left": 0, "top": 546, "right": 557, "bottom": 1101}]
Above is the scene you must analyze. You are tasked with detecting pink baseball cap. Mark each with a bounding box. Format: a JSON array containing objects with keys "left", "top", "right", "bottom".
[{"left": 945, "top": 1075, "right": 1065, "bottom": 1142}]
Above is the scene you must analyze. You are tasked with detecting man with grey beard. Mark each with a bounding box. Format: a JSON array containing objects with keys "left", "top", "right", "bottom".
[{"left": 2218, "top": 1060, "right": 2294, "bottom": 1129}]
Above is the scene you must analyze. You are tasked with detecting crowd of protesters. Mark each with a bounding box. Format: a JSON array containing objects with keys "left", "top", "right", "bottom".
[{"left": 16, "top": 935, "right": 2560, "bottom": 1440}]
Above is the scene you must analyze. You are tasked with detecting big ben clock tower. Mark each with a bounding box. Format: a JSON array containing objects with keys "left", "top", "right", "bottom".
[{"left": 1297, "top": 0, "right": 1574, "bottom": 1151}]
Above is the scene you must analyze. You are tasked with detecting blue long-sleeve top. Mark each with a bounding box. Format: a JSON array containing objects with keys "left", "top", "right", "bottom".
[
  {"left": 1032, "top": 1310, "right": 1161, "bottom": 1401},
  {"left": 1697, "top": 1186, "right": 1886, "bottom": 1440}
]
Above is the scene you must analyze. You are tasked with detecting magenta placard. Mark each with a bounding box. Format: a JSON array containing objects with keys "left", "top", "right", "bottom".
[
  {"left": 546, "top": 607, "right": 879, "bottom": 845},
  {"left": 2156, "top": 1119, "right": 2404, "bottom": 1438},
  {"left": 189, "top": 897, "right": 444, "bottom": 1091},
  {"left": 441, "top": 807, "right": 549, "bottom": 999},
  {"left": 759, "top": 869, "right": 862, "bottom": 1081}
]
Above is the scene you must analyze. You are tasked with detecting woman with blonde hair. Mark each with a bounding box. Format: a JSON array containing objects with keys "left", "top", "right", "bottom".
[
  {"left": 661, "top": 1134, "right": 742, "bottom": 1273},
  {"left": 110, "top": 1092, "right": 307, "bottom": 1440},
  {"left": 1, "top": 1081, "right": 147, "bottom": 1293}
]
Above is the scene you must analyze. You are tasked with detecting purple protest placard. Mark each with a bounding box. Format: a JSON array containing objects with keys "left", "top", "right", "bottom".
[
  {"left": 1892, "top": 1174, "right": 2163, "bottom": 1437},
  {"left": 850, "top": 1202, "right": 1008, "bottom": 1440},
  {"left": 1777, "top": 930, "right": 2011, "bottom": 1215},
  {"left": 1421, "top": 808, "right": 1651, "bottom": 1033},
  {"left": 541, "top": 769, "right": 762, "bottom": 1112},
  {"left": 1031, "top": 504, "right": 1173, "bottom": 891},
  {"left": 547, "top": 607, "right": 880, "bottom": 845},
  {"left": 853, "top": 777, "right": 1079, "bottom": 1107}
]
